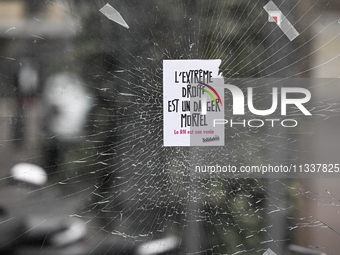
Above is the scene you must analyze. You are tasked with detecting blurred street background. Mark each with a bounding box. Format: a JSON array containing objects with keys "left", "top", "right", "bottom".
[{"left": 0, "top": 1, "right": 340, "bottom": 255}]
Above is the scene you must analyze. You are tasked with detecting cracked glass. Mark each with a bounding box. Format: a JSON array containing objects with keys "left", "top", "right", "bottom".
[{"left": 0, "top": 1, "right": 339, "bottom": 255}]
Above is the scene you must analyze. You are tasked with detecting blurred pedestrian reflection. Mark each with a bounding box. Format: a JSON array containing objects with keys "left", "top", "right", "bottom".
[
  {"left": 13, "top": 58, "right": 39, "bottom": 147},
  {"left": 41, "top": 72, "right": 92, "bottom": 174}
]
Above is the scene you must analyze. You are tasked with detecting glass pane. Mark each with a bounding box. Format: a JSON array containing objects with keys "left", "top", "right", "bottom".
[{"left": 0, "top": 1, "right": 339, "bottom": 255}]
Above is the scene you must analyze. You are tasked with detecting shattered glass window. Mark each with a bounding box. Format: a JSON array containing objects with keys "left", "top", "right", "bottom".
[{"left": 0, "top": 1, "right": 339, "bottom": 255}]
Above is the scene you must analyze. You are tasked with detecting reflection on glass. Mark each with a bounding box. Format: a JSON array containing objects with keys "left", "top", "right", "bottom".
[{"left": 0, "top": 1, "right": 339, "bottom": 255}]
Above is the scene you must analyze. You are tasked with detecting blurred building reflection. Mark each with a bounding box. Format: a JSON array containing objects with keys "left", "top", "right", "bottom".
[
  {"left": 0, "top": 0, "right": 77, "bottom": 176},
  {"left": 0, "top": 1, "right": 339, "bottom": 254}
]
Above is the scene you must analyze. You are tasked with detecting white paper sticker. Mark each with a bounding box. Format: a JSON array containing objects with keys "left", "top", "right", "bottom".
[{"left": 163, "top": 59, "right": 224, "bottom": 147}]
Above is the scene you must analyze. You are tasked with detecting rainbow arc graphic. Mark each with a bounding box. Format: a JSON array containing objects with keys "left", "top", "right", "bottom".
[{"left": 197, "top": 82, "right": 222, "bottom": 106}]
